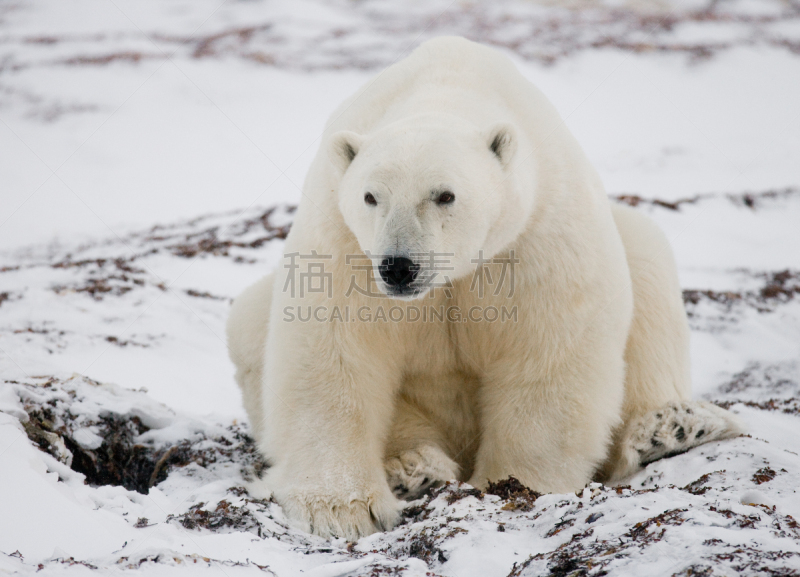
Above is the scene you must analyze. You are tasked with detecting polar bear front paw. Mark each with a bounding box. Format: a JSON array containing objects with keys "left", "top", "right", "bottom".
[
  {"left": 385, "top": 445, "right": 460, "bottom": 500},
  {"left": 277, "top": 487, "right": 401, "bottom": 541}
]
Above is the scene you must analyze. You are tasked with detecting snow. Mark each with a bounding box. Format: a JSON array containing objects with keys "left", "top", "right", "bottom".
[{"left": 2, "top": 0, "right": 800, "bottom": 575}]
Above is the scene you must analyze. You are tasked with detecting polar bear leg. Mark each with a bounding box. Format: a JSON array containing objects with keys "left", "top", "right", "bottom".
[
  {"left": 468, "top": 363, "right": 626, "bottom": 493},
  {"left": 600, "top": 205, "right": 742, "bottom": 481},
  {"left": 226, "top": 273, "right": 274, "bottom": 441},
  {"left": 610, "top": 401, "right": 743, "bottom": 480},
  {"left": 611, "top": 204, "right": 692, "bottom": 415},
  {"left": 384, "top": 395, "right": 460, "bottom": 499}
]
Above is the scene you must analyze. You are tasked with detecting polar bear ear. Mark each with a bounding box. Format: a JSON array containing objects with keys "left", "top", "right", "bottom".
[
  {"left": 328, "top": 130, "right": 364, "bottom": 174},
  {"left": 485, "top": 124, "right": 517, "bottom": 167}
]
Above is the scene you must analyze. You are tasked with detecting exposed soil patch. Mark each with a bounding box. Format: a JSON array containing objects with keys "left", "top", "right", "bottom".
[
  {"left": 63, "top": 413, "right": 170, "bottom": 493},
  {"left": 614, "top": 194, "right": 703, "bottom": 210},
  {"left": 752, "top": 467, "right": 777, "bottom": 485},
  {"left": 167, "top": 208, "right": 290, "bottom": 258},
  {"left": 62, "top": 51, "right": 154, "bottom": 66},
  {"left": 713, "top": 361, "right": 800, "bottom": 415},
  {"left": 441, "top": 484, "right": 483, "bottom": 505},
  {"left": 100, "top": 3, "right": 800, "bottom": 70},
  {"left": 103, "top": 335, "right": 150, "bottom": 347},
  {"left": 510, "top": 509, "right": 687, "bottom": 576},
  {"left": 52, "top": 275, "right": 149, "bottom": 300},
  {"left": 356, "top": 564, "right": 419, "bottom": 577},
  {"left": 10, "top": 0, "right": 799, "bottom": 76},
  {"left": 505, "top": 492, "right": 800, "bottom": 576},
  {"left": 486, "top": 476, "right": 542, "bottom": 512},
  {"left": 613, "top": 187, "right": 800, "bottom": 211},
  {"left": 15, "top": 376, "right": 267, "bottom": 495},
  {"left": 716, "top": 397, "right": 800, "bottom": 417},
  {"left": 112, "top": 552, "right": 272, "bottom": 572},
  {"left": 35, "top": 206, "right": 294, "bottom": 301},
  {"left": 682, "top": 472, "right": 716, "bottom": 496},
  {"left": 683, "top": 270, "right": 800, "bottom": 316},
  {"left": 406, "top": 531, "right": 449, "bottom": 565},
  {"left": 169, "top": 499, "right": 264, "bottom": 536},
  {"left": 706, "top": 546, "right": 800, "bottom": 575},
  {"left": 52, "top": 256, "right": 144, "bottom": 273},
  {"left": 185, "top": 289, "right": 230, "bottom": 301},
  {"left": 185, "top": 24, "right": 273, "bottom": 59},
  {"left": 709, "top": 506, "right": 762, "bottom": 530},
  {"left": 717, "top": 362, "right": 800, "bottom": 399}
]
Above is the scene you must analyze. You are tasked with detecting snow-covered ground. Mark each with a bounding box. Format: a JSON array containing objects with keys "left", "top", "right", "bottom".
[{"left": 1, "top": 0, "right": 800, "bottom": 575}]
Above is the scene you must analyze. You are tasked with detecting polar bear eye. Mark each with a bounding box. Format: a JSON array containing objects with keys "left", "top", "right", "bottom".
[
  {"left": 364, "top": 193, "right": 377, "bottom": 206},
  {"left": 436, "top": 191, "right": 455, "bottom": 205}
]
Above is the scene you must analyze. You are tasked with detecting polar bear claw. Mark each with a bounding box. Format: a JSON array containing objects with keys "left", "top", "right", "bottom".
[{"left": 385, "top": 445, "right": 460, "bottom": 500}]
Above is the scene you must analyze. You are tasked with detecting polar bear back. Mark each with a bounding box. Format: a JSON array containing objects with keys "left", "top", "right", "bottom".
[{"left": 324, "top": 37, "right": 596, "bottom": 189}]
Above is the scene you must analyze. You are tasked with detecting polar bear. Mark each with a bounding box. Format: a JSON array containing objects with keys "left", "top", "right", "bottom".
[{"left": 227, "top": 37, "right": 741, "bottom": 540}]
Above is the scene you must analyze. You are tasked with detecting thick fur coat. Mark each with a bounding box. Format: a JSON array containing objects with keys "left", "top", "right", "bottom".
[{"left": 227, "top": 37, "right": 741, "bottom": 540}]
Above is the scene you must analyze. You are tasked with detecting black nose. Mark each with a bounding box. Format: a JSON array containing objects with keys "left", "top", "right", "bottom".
[{"left": 379, "top": 257, "right": 420, "bottom": 288}]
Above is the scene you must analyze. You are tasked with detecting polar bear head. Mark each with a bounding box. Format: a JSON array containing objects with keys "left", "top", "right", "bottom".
[{"left": 329, "top": 116, "right": 529, "bottom": 300}]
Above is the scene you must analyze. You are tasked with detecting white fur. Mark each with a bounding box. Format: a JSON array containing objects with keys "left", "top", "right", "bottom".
[
  {"left": 385, "top": 444, "right": 460, "bottom": 499},
  {"left": 226, "top": 37, "right": 742, "bottom": 540}
]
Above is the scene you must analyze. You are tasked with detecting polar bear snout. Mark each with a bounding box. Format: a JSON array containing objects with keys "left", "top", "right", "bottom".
[{"left": 379, "top": 256, "right": 420, "bottom": 294}]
